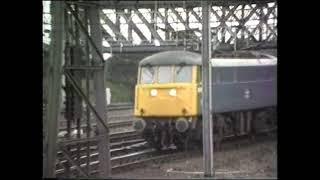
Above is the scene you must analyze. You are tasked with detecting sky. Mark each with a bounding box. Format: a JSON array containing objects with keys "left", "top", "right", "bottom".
[{"left": 42, "top": 1, "right": 277, "bottom": 59}]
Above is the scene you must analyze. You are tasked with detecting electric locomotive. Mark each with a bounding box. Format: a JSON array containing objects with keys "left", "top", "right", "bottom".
[{"left": 133, "top": 50, "right": 277, "bottom": 150}]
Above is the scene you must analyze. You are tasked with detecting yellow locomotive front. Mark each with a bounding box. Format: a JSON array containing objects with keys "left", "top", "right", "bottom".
[
  {"left": 134, "top": 65, "right": 199, "bottom": 117},
  {"left": 133, "top": 51, "right": 202, "bottom": 150}
]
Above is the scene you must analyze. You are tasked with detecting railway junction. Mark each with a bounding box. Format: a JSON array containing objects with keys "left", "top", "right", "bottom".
[{"left": 43, "top": 0, "right": 277, "bottom": 179}]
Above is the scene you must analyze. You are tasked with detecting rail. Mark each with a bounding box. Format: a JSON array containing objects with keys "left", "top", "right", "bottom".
[
  {"left": 106, "top": 103, "right": 133, "bottom": 111},
  {"left": 55, "top": 127, "right": 276, "bottom": 177}
]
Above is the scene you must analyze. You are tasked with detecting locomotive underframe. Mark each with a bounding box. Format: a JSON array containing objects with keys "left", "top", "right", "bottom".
[{"left": 135, "top": 106, "right": 277, "bottom": 150}]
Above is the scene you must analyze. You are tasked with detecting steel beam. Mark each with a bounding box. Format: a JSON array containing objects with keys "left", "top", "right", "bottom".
[
  {"left": 84, "top": 8, "right": 92, "bottom": 174},
  {"left": 63, "top": 8, "right": 72, "bottom": 177},
  {"left": 88, "top": 7, "right": 111, "bottom": 178},
  {"left": 60, "top": 145, "right": 88, "bottom": 177},
  {"left": 101, "top": 26, "right": 115, "bottom": 43},
  {"left": 155, "top": 8, "right": 175, "bottom": 33},
  {"left": 127, "top": 8, "right": 133, "bottom": 42},
  {"left": 185, "top": 3, "right": 189, "bottom": 48},
  {"left": 102, "top": 44, "right": 189, "bottom": 53},
  {"left": 221, "top": 6, "right": 226, "bottom": 43},
  {"left": 115, "top": 8, "right": 121, "bottom": 41},
  {"left": 214, "top": 5, "right": 240, "bottom": 43},
  {"left": 89, "top": 0, "right": 276, "bottom": 9},
  {"left": 64, "top": 71, "right": 109, "bottom": 132},
  {"left": 190, "top": 9, "right": 202, "bottom": 23},
  {"left": 164, "top": 8, "right": 170, "bottom": 40},
  {"left": 214, "top": 4, "right": 260, "bottom": 43},
  {"left": 73, "top": 5, "right": 82, "bottom": 177},
  {"left": 169, "top": 6, "right": 199, "bottom": 40},
  {"left": 265, "top": 26, "right": 277, "bottom": 41},
  {"left": 241, "top": 4, "right": 245, "bottom": 40},
  {"left": 100, "top": 11, "right": 127, "bottom": 42},
  {"left": 133, "top": 7, "right": 163, "bottom": 41},
  {"left": 64, "top": 66, "right": 103, "bottom": 70},
  {"left": 151, "top": 2, "right": 158, "bottom": 42},
  {"left": 201, "top": 0, "right": 214, "bottom": 177},
  {"left": 251, "top": 6, "right": 277, "bottom": 38},
  {"left": 119, "top": 10, "right": 148, "bottom": 41},
  {"left": 44, "top": 1, "right": 64, "bottom": 178},
  {"left": 232, "top": 5, "right": 258, "bottom": 41},
  {"left": 65, "top": 3, "right": 105, "bottom": 63}
]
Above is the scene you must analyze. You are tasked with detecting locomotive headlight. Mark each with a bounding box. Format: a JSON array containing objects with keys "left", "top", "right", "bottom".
[
  {"left": 150, "top": 89, "right": 158, "bottom": 96},
  {"left": 169, "top": 89, "right": 177, "bottom": 96}
]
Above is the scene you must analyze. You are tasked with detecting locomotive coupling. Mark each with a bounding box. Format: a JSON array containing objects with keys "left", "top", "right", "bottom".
[
  {"left": 133, "top": 119, "right": 146, "bottom": 132},
  {"left": 175, "top": 117, "right": 189, "bottom": 133}
]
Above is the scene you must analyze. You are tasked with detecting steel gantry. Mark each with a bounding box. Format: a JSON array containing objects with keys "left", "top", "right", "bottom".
[
  {"left": 43, "top": 0, "right": 277, "bottom": 54},
  {"left": 43, "top": 1, "right": 111, "bottom": 178}
]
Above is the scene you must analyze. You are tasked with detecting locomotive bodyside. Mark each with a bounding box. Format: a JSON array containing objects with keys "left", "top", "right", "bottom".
[{"left": 209, "top": 58, "right": 277, "bottom": 113}]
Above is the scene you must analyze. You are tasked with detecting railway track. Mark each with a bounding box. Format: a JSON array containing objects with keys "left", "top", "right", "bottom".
[
  {"left": 52, "top": 103, "right": 277, "bottom": 177},
  {"left": 57, "top": 130, "right": 142, "bottom": 155},
  {"left": 57, "top": 102, "right": 134, "bottom": 132},
  {"left": 58, "top": 119, "right": 133, "bottom": 132},
  {"left": 56, "top": 139, "right": 153, "bottom": 176},
  {"left": 55, "top": 127, "right": 276, "bottom": 177}
]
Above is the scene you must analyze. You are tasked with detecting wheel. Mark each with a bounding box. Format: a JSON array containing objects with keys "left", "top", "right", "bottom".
[
  {"left": 172, "top": 130, "right": 185, "bottom": 150},
  {"left": 143, "top": 128, "right": 161, "bottom": 150}
]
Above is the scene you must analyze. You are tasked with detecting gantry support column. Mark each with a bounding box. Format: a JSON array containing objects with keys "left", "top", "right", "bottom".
[
  {"left": 44, "top": 1, "right": 65, "bottom": 178},
  {"left": 115, "top": 8, "right": 121, "bottom": 42},
  {"left": 88, "top": 6, "right": 111, "bottom": 177},
  {"left": 201, "top": 0, "right": 214, "bottom": 177},
  {"left": 151, "top": 1, "right": 158, "bottom": 43},
  {"left": 128, "top": 8, "right": 133, "bottom": 44},
  {"left": 221, "top": 6, "right": 226, "bottom": 43},
  {"left": 258, "top": 4, "right": 263, "bottom": 41},
  {"left": 241, "top": 4, "right": 245, "bottom": 40},
  {"left": 165, "top": 8, "right": 169, "bottom": 40},
  {"left": 183, "top": 1, "right": 187, "bottom": 48}
]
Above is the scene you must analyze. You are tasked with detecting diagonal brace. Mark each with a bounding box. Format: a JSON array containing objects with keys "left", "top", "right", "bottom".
[
  {"left": 59, "top": 144, "right": 88, "bottom": 177},
  {"left": 190, "top": 9, "right": 202, "bottom": 23},
  {"left": 120, "top": 12, "right": 148, "bottom": 41},
  {"left": 65, "top": 2, "right": 104, "bottom": 64},
  {"left": 100, "top": 12, "right": 127, "bottom": 41},
  {"left": 64, "top": 70, "right": 109, "bottom": 134},
  {"left": 133, "top": 7, "right": 163, "bottom": 41},
  {"left": 169, "top": 6, "right": 199, "bottom": 40}
]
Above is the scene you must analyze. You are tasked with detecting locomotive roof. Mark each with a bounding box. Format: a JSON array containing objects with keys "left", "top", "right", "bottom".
[
  {"left": 139, "top": 50, "right": 277, "bottom": 67},
  {"left": 210, "top": 57, "right": 277, "bottom": 67},
  {"left": 139, "top": 50, "right": 202, "bottom": 66}
]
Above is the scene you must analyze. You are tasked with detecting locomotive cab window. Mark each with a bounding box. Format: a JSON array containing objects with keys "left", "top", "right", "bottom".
[
  {"left": 140, "top": 66, "right": 156, "bottom": 84},
  {"left": 174, "top": 65, "right": 192, "bottom": 83},
  {"left": 158, "top": 66, "right": 173, "bottom": 83},
  {"left": 197, "top": 66, "right": 202, "bottom": 83}
]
